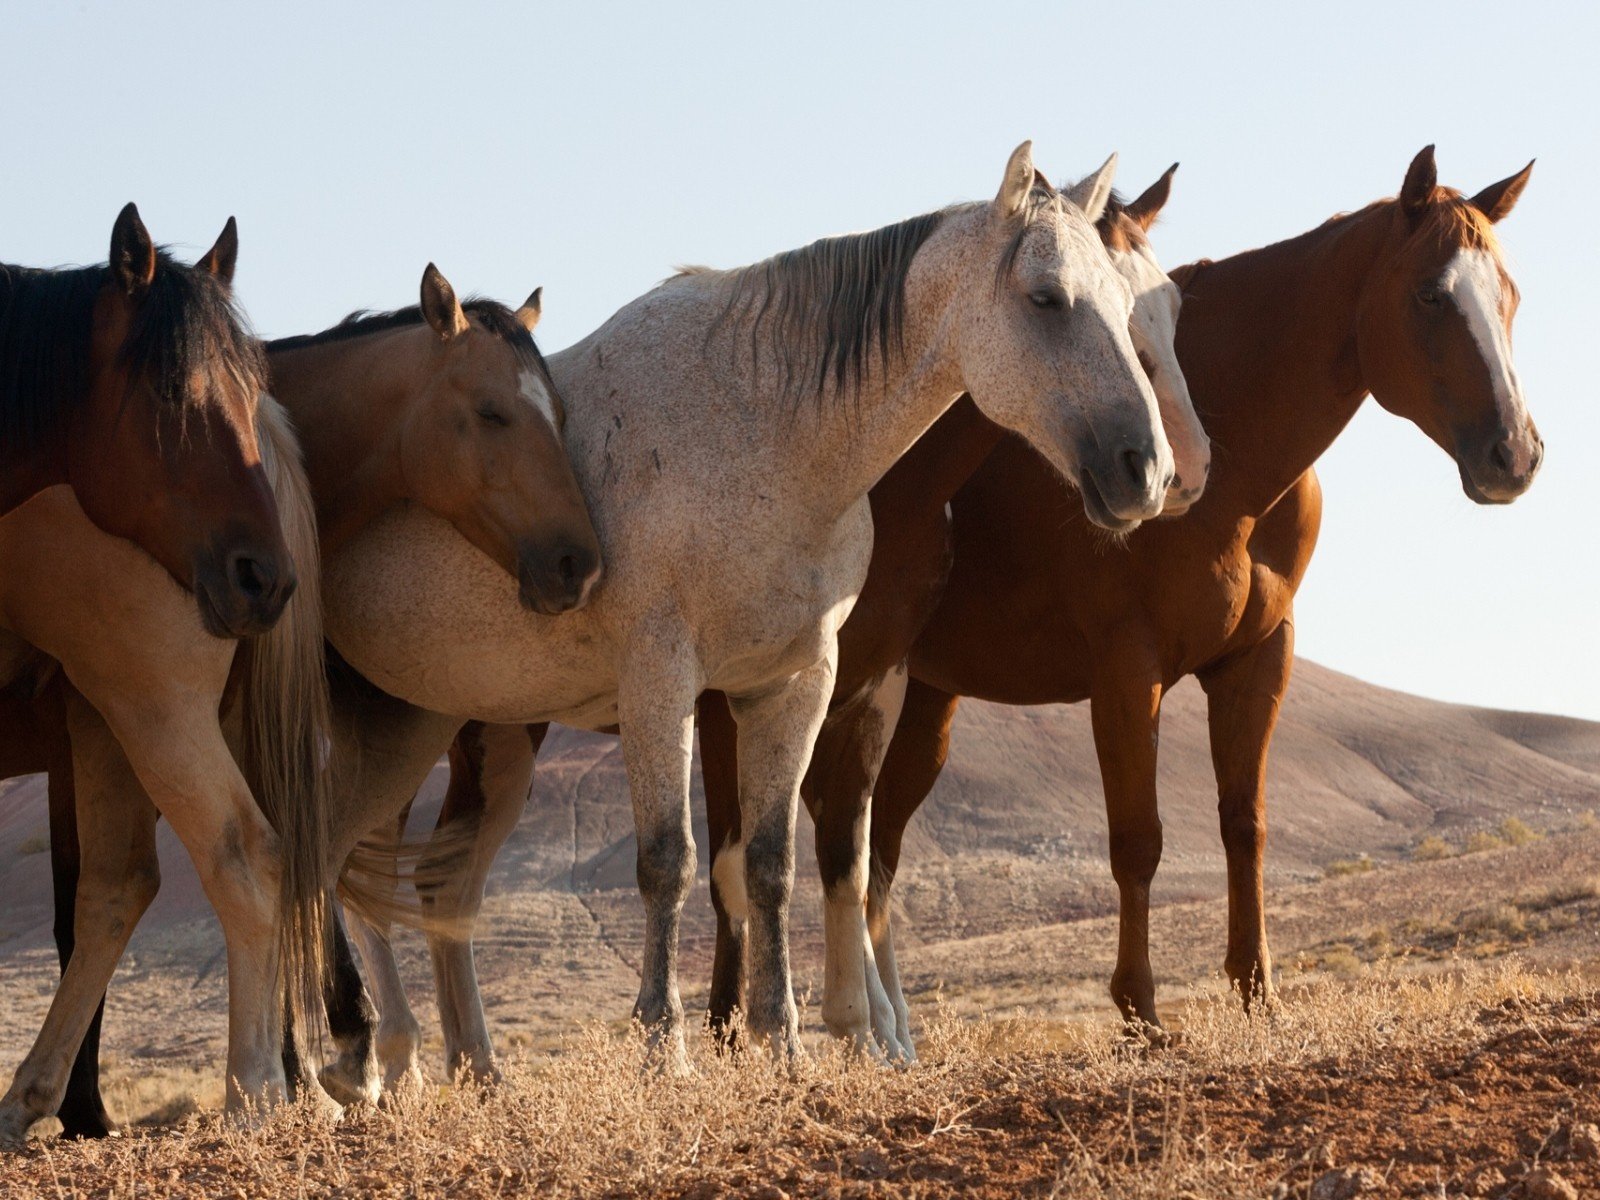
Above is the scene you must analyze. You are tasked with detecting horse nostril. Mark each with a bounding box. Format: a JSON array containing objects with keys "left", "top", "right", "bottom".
[
  {"left": 557, "top": 555, "right": 578, "bottom": 588},
  {"left": 230, "top": 555, "right": 269, "bottom": 600},
  {"left": 1122, "top": 448, "right": 1151, "bottom": 489},
  {"left": 1489, "top": 441, "right": 1513, "bottom": 474}
]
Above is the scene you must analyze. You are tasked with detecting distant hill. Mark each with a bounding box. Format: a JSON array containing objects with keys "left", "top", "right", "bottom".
[{"left": 2, "top": 657, "right": 1598, "bottom": 1070}]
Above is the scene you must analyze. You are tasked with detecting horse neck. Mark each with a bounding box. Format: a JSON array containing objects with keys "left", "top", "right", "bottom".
[
  {"left": 266, "top": 331, "right": 418, "bottom": 555},
  {"left": 1181, "top": 204, "right": 1396, "bottom": 515},
  {"left": 777, "top": 216, "right": 978, "bottom": 526}
]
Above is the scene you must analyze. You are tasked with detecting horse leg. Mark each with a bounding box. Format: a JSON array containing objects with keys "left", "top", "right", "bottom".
[
  {"left": 698, "top": 691, "right": 746, "bottom": 1046},
  {"left": 325, "top": 667, "right": 466, "bottom": 1090},
  {"left": 35, "top": 682, "right": 119, "bottom": 1140},
  {"left": 316, "top": 906, "right": 382, "bottom": 1107},
  {"left": 423, "top": 722, "right": 545, "bottom": 1083},
  {"left": 1090, "top": 647, "right": 1166, "bottom": 1032},
  {"left": 727, "top": 652, "right": 836, "bottom": 1062},
  {"left": 1197, "top": 620, "right": 1293, "bottom": 1011},
  {"left": 0, "top": 692, "right": 160, "bottom": 1148},
  {"left": 810, "top": 666, "right": 907, "bottom": 1057},
  {"left": 88, "top": 684, "right": 317, "bottom": 1111},
  {"left": 865, "top": 677, "right": 959, "bottom": 1059},
  {"left": 616, "top": 647, "right": 703, "bottom": 1071},
  {"left": 343, "top": 897, "right": 425, "bottom": 1093}
]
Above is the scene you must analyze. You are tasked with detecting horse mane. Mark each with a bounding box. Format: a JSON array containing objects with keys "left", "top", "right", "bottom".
[
  {"left": 1320, "top": 188, "right": 1505, "bottom": 257},
  {"left": 266, "top": 297, "right": 552, "bottom": 379},
  {"left": 0, "top": 251, "right": 263, "bottom": 453},
  {"left": 711, "top": 207, "right": 960, "bottom": 403}
]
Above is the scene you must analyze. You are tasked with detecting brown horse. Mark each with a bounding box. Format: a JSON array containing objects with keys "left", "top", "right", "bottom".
[
  {"left": 1, "top": 205, "right": 295, "bottom": 637},
  {"left": 321, "top": 165, "right": 1205, "bottom": 1083},
  {"left": 778, "top": 145, "right": 1542, "bottom": 1048},
  {"left": 13, "top": 268, "right": 600, "bottom": 1137}
]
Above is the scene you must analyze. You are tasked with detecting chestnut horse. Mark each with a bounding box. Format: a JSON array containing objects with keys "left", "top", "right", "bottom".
[
  {"left": 2, "top": 205, "right": 295, "bottom": 637},
  {"left": 788, "top": 145, "right": 1542, "bottom": 1047},
  {"left": 8, "top": 269, "right": 599, "bottom": 1138},
  {"left": 318, "top": 163, "right": 1206, "bottom": 1084}
]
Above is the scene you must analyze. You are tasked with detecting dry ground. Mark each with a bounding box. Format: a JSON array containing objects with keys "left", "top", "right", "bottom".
[
  {"left": 2, "top": 664, "right": 1598, "bottom": 1196},
  {"left": 2, "top": 829, "right": 1599, "bottom": 1197},
  {"left": 3, "top": 963, "right": 1598, "bottom": 1198}
]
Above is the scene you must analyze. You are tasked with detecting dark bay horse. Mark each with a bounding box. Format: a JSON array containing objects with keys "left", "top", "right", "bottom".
[
  {"left": 11, "top": 268, "right": 600, "bottom": 1137},
  {"left": 787, "top": 145, "right": 1543, "bottom": 1046},
  {"left": 1, "top": 205, "right": 295, "bottom": 637},
  {"left": 317, "top": 165, "right": 1204, "bottom": 1083}
]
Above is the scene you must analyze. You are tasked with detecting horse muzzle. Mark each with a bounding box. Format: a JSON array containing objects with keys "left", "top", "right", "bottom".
[
  {"left": 1457, "top": 424, "right": 1543, "bottom": 505},
  {"left": 193, "top": 542, "right": 297, "bottom": 639},
  {"left": 517, "top": 539, "right": 604, "bottom": 615}
]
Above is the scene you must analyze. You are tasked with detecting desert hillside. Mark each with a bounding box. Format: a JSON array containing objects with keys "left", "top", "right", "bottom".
[{"left": 1, "top": 656, "right": 1598, "bottom": 1077}]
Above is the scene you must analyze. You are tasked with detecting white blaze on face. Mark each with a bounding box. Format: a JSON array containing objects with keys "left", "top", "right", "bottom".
[
  {"left": 1444, "top": 247, "right": 1525, "bottom": 424},
  {"left": 518, "top": 368, "right": 558, "bottom": 428}
]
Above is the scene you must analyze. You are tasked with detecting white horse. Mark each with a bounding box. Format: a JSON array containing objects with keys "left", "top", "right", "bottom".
[
  {"left": 329, "top": 160, "right": 1213, "bottom": 1086},
  {"left": 320, "top": 143, "right": 1173, "bottom": 1071}
]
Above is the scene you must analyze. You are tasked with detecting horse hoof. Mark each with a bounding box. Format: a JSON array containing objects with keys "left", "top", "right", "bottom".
[
  {"left": 0, "top": 1108, "right": 41, "bottom": 1153},
  {"left": 320, "top": 1060, "right": 381, "bottom": 1108}
]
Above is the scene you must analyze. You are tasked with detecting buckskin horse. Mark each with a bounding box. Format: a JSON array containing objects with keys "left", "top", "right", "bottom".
[{"left": 3, "top": 267, "right": 600, "bottom": 1139}]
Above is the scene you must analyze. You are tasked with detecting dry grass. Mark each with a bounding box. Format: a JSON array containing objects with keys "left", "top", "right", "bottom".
[
  {"left": 1321, "top": 855, "right": 1374, "bottom": 879},
  {"left": 6, "top": 961, "right": 1595, "bottom": 1199},
  {"left": 1410, "top": 835, "right": 1456, "bottom": 862}
]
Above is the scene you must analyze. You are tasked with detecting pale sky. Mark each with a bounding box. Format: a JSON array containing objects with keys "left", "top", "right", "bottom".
[{"left": 8, "top": 3, "right": 1597, "bottom": 719}]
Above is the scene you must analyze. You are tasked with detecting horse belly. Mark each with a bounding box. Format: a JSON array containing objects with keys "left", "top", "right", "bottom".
[{"left": 323, "top": 507, "right": 616, "bottom": 727}]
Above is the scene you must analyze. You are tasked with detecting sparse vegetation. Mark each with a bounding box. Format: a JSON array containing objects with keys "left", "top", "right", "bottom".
[
  {"left": 1323, "top": 855, "right": 1375, "bottom": 878},
  {"left": 1411, "top": 834, "right": 1456, "bottom": 861},
  {"left": 1464, "top": 829, "right": 1508, "bottom": 854},
  {"left": 1498, "top": 816, "right": 1543, "bottom": 847},
  {"left": 3, "top": 963, "right": 1596, "bottom": 1199}
]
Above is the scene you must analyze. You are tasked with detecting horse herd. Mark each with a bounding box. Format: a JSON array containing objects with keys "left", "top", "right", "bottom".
[{"left": 0, "top": 142, "right": 1540, "bottom": 1145}]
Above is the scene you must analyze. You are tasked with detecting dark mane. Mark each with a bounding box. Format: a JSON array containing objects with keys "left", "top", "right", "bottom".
[
  {"left": 714, "top": 209, "right": 954, "bottom": 403},
  {"left": 267, "top": 298, "right": 549, "bottom": 376},
  {"left": 0, "top": 250, "right": 265, "bottom": 454}
]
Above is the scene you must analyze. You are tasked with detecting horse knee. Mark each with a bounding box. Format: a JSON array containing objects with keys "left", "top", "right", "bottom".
[
  {"left": 743, "top": 830, "right": 793, "bottom": 915},
  {"left": 636, "top": 830, "right": 694, "bottom": 906},
  {"left": 1109, "top": 823, "right": 1163, "bottom": 887},
  {"left": 1218, "top": 799, "right": 1266, "bottom": 858}
]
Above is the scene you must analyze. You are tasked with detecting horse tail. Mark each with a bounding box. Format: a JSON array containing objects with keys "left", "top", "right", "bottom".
[{"left": 243, "top": 394, "right": 333, "bottom": 1047}]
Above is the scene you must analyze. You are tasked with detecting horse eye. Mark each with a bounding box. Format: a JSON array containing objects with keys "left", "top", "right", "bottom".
[
  {"left": 1417, "top": 285, "right": 1442, "bottom": 306},
  {"left": 477, "top": 407, "right": 510, "bottom": 427},
  {"left": 1030, "top": 288, "right": 1066, "bottom": 310}
]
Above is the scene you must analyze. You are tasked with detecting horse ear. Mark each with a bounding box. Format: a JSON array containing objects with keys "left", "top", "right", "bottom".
[
  {"left": 1469, "top": 160, "right": 1534, "bottom": 224},
  {"left": 995, "top": 141, "right": 1036, "bottom": 219},
  {"left": 1124, "top": 162, "right": 1178, "bottom": 232},
  {"left": 1064, "top": 153, "right": 1119, "bottom": 225},
  {"left": 420, "top": 263, "right": 469, "bottom": 340},
  {"left": 1401, "top": 145, "right": 1438, "bottom": 216},
  {"left": 514, "top": 287, "right": 543, "bottom": 334},
  {"left": 197, "top": 216, "right": 239, "bottom": 288},
  {"left": 109, "top": 202, "right": 157, "bottom": 297}
]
